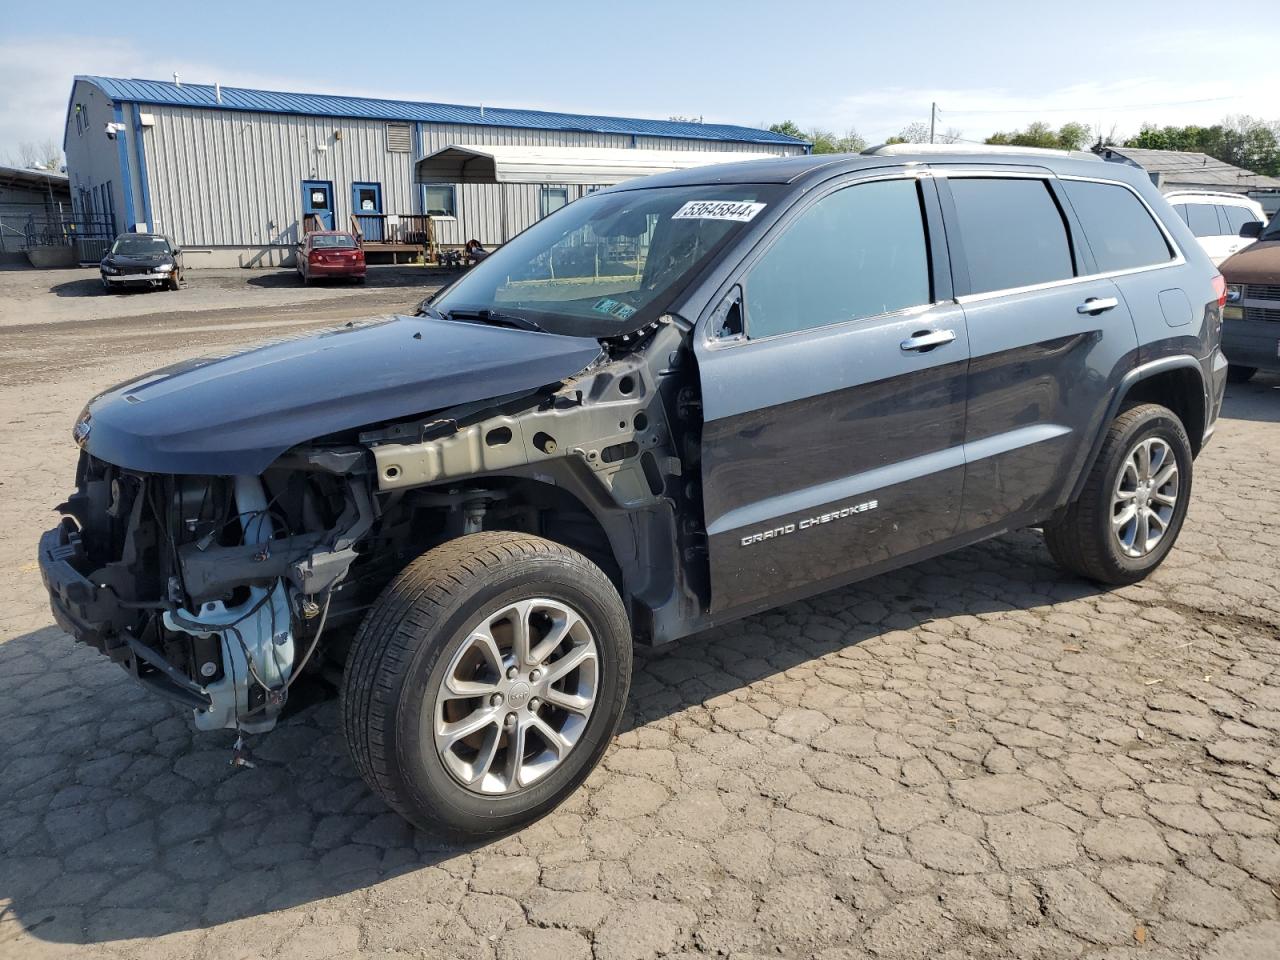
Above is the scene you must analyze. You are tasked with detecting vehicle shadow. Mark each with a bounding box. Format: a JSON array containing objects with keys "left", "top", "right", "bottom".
[
  {"left": 0, "top": 528, "right": 1103, "bottom": 946},
  {"left": 49, "top": 278, "right": 147, "bottom": 298},
  {"left": 244, "top": 266, "right": 461, "bottom": 290},
  {"left": 1221, "top": 374, "right": 1280, "bottom": 423}
]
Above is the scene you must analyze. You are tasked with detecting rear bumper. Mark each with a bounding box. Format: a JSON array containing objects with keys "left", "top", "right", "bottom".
[
  {"left": 305, "top": 262, "right": 365, "bottom": 278},
  {"left": 38, "top": 521, "right": 211, "bottom": 710},
  {"left": 1223, "top": 318, "right": 1280, "bottom": 371}
]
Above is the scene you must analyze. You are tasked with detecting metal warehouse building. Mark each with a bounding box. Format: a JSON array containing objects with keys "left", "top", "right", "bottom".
[{"left": 63, "top": 76, "right": 806, "bottom": 268}]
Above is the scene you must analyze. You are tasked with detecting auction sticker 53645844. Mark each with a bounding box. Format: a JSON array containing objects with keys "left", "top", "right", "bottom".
[{"left": 672, "top": 200, "right": 767, "bottom": 222}]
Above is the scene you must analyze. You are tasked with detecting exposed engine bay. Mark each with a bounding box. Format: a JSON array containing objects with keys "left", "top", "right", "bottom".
[{"left": 39, "top": 319, "right": 705, "bottom": 734}]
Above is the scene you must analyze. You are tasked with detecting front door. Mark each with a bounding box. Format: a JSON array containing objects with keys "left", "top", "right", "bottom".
[
  {"left": 695, "top": 174, "right": 970, "bottom": 614},
  {"left": 302, "top": 180, "right": 334, "bottom": 231},
  {"left": 352, "top": 182, "right": 383, "bottom": 241}
]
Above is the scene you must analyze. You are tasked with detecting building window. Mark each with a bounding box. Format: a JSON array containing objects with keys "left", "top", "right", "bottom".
[
  {"left": 424, "top": 184, "right": 456, "bottom": 217},
  {"left": 541, "top": 186, "right": 569, "bottom": 218},
  {"left": 386, "top": 122, "right": 412, "bottom": 153}
]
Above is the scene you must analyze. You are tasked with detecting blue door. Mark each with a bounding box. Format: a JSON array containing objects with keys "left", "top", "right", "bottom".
[
  {"left": 352, "top": 182, "right": 384, "bottom": 241},
  {"left": 302, "top": 180, "right": 334, "bottom": 231}
]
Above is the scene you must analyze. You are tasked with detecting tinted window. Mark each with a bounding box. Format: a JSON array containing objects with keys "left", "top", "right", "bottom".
[
  {"left": 744, "top": 179, "right": 930, "bottom": 339},
  {"left": 1184, "top": 203, "right": 1222, "bottom": 238},
  {"left": 1060, "top": 180, "right": 1172, "bottom": 272},
  {"left": 1172, "top": 204, "right": 1189, "bottom": 225},
  {"left": 949, "top": 178, "right": 1073, "bottom": 294},
  {"left": 1222, "top": 205, "right": 1260, "bottom": 233}
]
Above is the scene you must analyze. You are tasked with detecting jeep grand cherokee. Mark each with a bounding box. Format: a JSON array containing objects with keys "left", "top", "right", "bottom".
[{"left": 40, "top": 149, "right": 1228, "bottom": 835}]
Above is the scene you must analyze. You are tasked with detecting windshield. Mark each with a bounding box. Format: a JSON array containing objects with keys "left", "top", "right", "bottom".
[
  {"left": 312, "top": 234, "right": 358, "bottom": 249},
  {"left": 432, "top": 184, "right": 778, "bottom": 337},
  {"left": 110, "top": 235, "right": 171, "bottom": 256},
  {"left": 1261, "top": 213, "right": 1280, "bottom": 242}
]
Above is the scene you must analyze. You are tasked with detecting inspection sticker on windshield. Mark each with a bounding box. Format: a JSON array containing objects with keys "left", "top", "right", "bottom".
[
  {"left": 593, "top": 298, "right": 638, "bottom": 320},
  {"left": 672, "top": 200, "right": 766, "bottom": 222}
]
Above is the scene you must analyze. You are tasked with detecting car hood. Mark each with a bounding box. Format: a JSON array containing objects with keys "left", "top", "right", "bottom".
[
  {"left": 78, "top": 315, "right": 603, "bottom": 475},
  {"left": 105, "top": 253, "right": 173, "bottom": 267},
  {"left": 1220, "top": 240, "right": 1280, "bottom": 283}
]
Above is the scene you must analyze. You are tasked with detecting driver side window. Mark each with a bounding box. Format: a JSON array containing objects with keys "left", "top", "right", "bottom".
[{"left": 744, "top": 179, "right": 931, "bottom": 340}]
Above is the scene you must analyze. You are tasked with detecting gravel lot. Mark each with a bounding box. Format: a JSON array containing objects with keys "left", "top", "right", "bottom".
[{"left": 2, "top": 266, "right": 1279, "bottom": 960}]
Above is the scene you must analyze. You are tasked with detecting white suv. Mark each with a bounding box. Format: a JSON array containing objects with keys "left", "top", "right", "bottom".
[{"left": 1164, "top": 191, "right": 1267, "bottom": 265}]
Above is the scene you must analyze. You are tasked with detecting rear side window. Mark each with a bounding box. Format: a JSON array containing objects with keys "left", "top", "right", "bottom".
[
  {"left": 1060, "top": 180, "right": 1173, "bottom": 272},
  {"left": 948, "top": 178, "right": 1074, "bottom": 295},
  {"left": 1221, "top": 205, "right": 1260, "bottom": 233},
  {"left": 744, "top": 178, "right": 931, "bottom": 339},
  {"left": 1183, "top": 203, "right": 1222, "bottom": 238}
]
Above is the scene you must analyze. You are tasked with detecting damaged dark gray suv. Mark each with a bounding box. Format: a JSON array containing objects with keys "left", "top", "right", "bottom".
[{"left": 40, "top": 149, "right": 1229, "bottom": 835}]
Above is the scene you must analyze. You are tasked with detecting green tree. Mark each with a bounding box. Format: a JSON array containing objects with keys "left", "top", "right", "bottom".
[
  {"left": 986, "top": 121, "right": 1091, "bottom": 151},
  {"left": 767, "top": 121, "right": 806, "bottom": 141},
  {"left": 1122, "top": 117, "right": 1280, "bottom": 176},
  {"left": 768, "top": 122, "right": 866, "bottom": 154}
]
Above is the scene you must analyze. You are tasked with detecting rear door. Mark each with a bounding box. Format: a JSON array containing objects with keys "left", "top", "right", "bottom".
[
  {"left": 695, "top": 172, "right": 970, "bottom": 613},
  {"left": 935, "top": 171, "right": 1140, "bottom": 533}
]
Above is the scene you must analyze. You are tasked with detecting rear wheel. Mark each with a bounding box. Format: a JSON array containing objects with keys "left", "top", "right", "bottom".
[
  {"left": 1227, "top": 365, "right": 1257, "bottom": 384},
  {"left": 341, "top": 532, "right": 632, "bottom": 836},
  {"left": 1044, "top": 403, "right": 1192, "bottom": 585}
]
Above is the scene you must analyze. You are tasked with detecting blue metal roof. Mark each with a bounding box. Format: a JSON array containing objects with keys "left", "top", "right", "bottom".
[{"left": 76, "top": 76, "right": 806, "bottom": 147}]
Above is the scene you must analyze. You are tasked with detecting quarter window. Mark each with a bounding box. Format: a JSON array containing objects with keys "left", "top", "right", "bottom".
[
  {"left": 1060, "top": 179, "right": 1173, "bottom": 272},
  {"left": 744, "top": 178, "right": 930, "bottom": 339},
  {"left": 1221, "top": 205, "right": 1259, "bottom": 234},
  {"left": 1183, "top": 203, "right": 1221, "bottom": 238},
  {"left": 949, "top": 178, "right": 1074, "bottom": 295}
]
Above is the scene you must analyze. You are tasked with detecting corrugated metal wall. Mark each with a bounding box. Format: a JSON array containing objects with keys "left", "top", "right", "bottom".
[{"left": 134, "top": 104, "right": 802, "bottom": 252}]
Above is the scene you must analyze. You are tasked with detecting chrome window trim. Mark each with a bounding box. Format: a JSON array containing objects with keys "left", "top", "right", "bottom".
[{"left": 933, "top": 170, "right": 1186, "bottom": 305}]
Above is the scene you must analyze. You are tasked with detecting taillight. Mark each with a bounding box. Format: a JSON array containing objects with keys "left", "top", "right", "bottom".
[{"left": 1211, "top": 273, "right": 1226, "bottom": 307}]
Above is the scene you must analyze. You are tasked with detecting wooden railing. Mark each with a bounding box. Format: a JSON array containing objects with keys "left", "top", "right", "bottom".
[{"left": 350, "top": 213, "right": 434, "bottom": 250}]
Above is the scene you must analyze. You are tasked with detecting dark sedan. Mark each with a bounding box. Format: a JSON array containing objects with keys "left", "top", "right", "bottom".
[{"left": 100, "top": 233, "right": 183, "bottom": 291}]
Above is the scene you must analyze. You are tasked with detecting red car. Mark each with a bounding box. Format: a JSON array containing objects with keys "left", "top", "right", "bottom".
[{"left": 297, "top": 231, "right": 366, "bottom": 284}]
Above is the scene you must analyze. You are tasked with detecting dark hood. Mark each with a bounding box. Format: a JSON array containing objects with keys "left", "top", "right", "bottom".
[
  {"left": 1220, "top": 240, "right": 1280, "bottom": 284},
  {"left": 78, "top": 315, "right": 602, "bottom": 475},
  {"left": 105, "top": 252, "right": 174, "bottom": 267}
]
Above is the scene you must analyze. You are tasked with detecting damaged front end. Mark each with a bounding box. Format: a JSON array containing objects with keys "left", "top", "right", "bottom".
[{"left": 39, "top": 449, "right": 373, "bottom": 733}]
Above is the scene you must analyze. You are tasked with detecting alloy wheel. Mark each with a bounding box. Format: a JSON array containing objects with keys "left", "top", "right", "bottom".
[
  {"left": 433, "top": 598, "right": 599, "bottom": 795},
  {"left": 1112, "top": 436, "right": 1179, "bottom": 558}
]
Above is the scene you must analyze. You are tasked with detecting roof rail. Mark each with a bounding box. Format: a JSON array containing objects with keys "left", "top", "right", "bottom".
[{"left": 862, "top": 143, "right": 1100, "bottom": 161}]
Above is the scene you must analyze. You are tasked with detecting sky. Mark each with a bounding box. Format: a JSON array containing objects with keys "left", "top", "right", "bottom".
[{"left": 2, "top": 0, "right": 1279, "bottom": 161}]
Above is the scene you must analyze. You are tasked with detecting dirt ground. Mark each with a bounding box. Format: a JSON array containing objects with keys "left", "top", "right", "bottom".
[{"left": 2, "top": 265, "right": 1279, "bottom": 960}]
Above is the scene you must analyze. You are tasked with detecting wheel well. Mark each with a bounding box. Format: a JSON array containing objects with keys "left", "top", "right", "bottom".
[
  {"left": 1118, "top": 367, "right": 1206, "bottom": 456},
  {"left": 441, "top": 477, "right": 623, "bottom": 592}
]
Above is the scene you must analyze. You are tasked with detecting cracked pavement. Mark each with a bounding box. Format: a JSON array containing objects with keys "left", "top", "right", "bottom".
[{"left": 2, "top": 277, "right": 1279, "bottom": 959}]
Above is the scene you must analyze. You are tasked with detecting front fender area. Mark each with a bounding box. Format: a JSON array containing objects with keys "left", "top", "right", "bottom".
[{"left": 359, "top": 324, "right": 706, "bottom": 643}]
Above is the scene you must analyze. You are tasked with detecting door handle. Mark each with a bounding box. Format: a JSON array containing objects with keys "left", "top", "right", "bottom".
[
  {"left": 900, "top": 329, "right": 956, "bottom": 352},
  {"left": 1077, "top": 296, "right": 1119, "bottom": 315}
]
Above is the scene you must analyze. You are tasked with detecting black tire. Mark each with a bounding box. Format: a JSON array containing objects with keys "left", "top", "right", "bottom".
[
  {"left": 1044, "top": 403, "right": 1193, "bottom": 585},
  {"left": 1227, "top": 365, "right": 1257, "bottom": 384},
  {"left": 341, "top": 532, "right": 632, "bottom": 837},
  {"left": 167, "top": 271, "right": 180, "bottom": 291}
]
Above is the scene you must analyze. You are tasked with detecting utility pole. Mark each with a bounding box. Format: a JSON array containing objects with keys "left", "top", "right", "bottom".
[{"left": 930, "top": 102, "right": 937, "bottom": 144}]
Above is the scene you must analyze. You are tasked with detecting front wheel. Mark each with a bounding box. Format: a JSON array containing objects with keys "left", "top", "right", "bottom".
[
  {"left": 1044, "top": 403, "right": 1193, "bottom": 585},
  {"left": 341, "top": 532, "right": 632, "bottom": 836}
]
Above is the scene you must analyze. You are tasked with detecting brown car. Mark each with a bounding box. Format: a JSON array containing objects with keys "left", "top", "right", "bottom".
[{"left": 1221, "top": 214, "right": 1280, "bottom": 381}]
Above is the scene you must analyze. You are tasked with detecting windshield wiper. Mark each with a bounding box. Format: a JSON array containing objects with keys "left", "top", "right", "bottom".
[{"left": 441, "top": 308, "right": 545, "bottom": 333}]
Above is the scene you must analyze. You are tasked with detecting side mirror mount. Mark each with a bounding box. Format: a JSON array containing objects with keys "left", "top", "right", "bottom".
[{"left": 1240, "top": 221, "right": 1263, "bottom": 239}]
